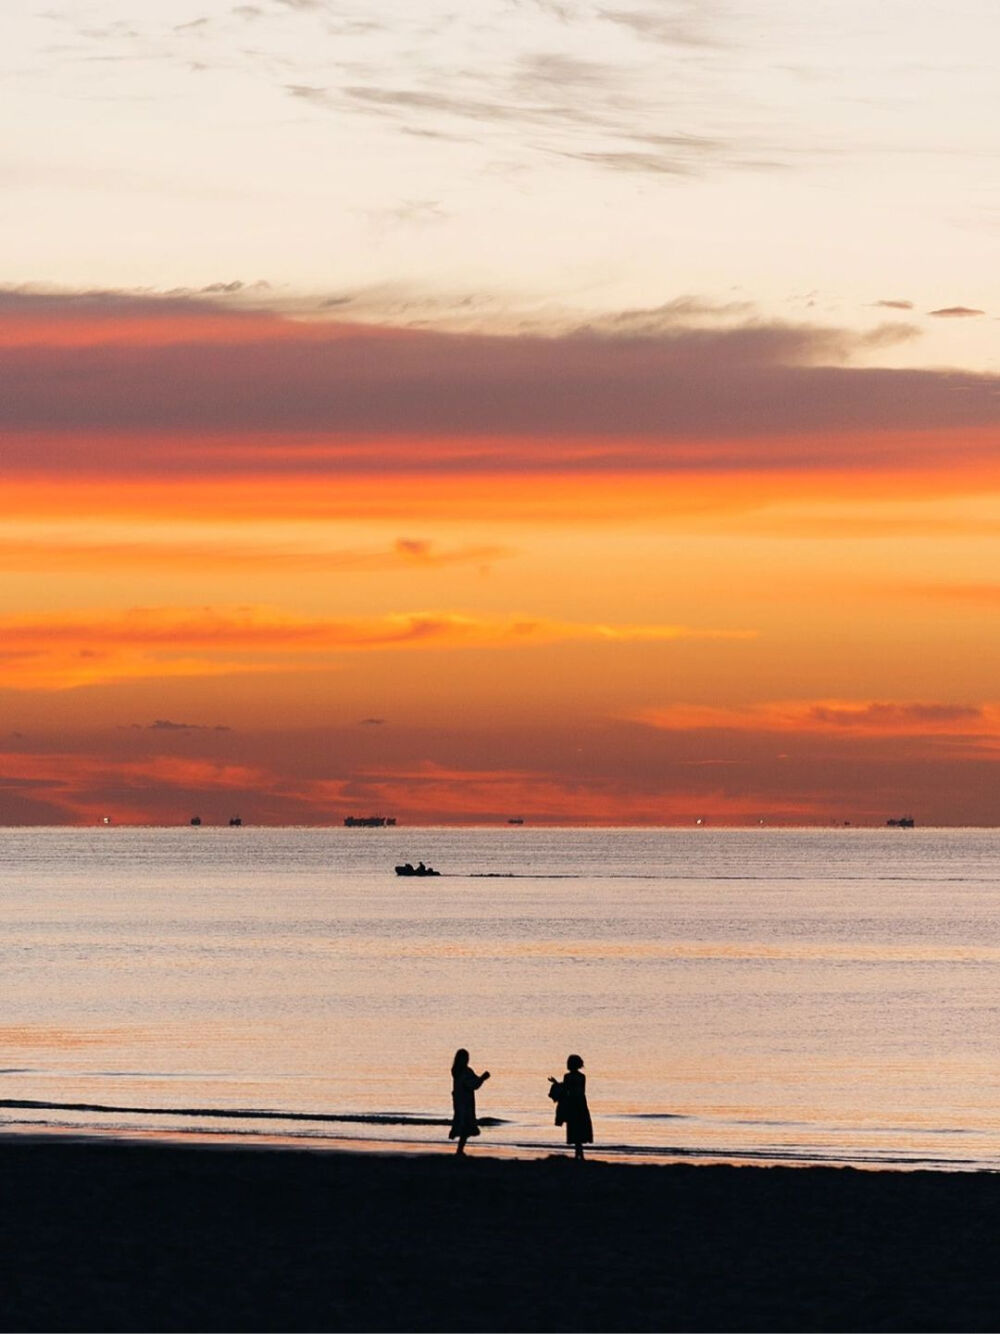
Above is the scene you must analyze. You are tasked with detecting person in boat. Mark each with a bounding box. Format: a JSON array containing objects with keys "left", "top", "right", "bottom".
[
  {"left": 417, "top": 861, "right": 427, "bottom": 874},
  {"left": 548, "top": 1054, "right": 593, "bottom": 1161},
  {"left": 448, "top": 1048, "right": 491, "bottom": 1155}
]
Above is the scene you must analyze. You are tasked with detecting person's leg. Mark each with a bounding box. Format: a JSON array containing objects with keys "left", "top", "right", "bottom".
[
  {"left": 456, "top": 1135, "right": 468, "bottom": 1155},
  {"left": 574, "top": 1142, "right": 585, "bottom": 1161}
]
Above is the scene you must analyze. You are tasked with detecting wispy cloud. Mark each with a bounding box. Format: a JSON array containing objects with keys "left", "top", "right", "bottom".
[
  {"left": 0, "top": 749, "right": 272, "bottom": 824},
  {"left": 634, "top": 699, "right": 994, "bottom": 737},
  {"left": 147, "top": 719, "right": 230, "bottom": 731},
  {"left": 0, "top": 745, "right": 820, "bottom": 826},
  {"left": 554, "top": 148, "right": 701, "bottom": 175},
  {"left": 336, "top": 82, "right": 622, "bottom": 132},
  {"left": 320, "top": 760, "right": 809, "bottom": 823},
  {"left": 580, "top": 296, "right": 756, "bottom": 333},
  {"left": 510, "top": 50, "right": 626, "bottom": 96},
  {"left": 0, "top": 533, "right": 511, "bottom": 575},
  {"left": 28, "top": 0, "right": 998, "bottom": 209},
  {"left": 0, "top": 605, "right": 753, "bottom": 691},
  {"left": 269, "top": 3, "right": 767, "bottom": 180},
  {"left": 597, "top": 5, "right": 728, "bottom": 50}
]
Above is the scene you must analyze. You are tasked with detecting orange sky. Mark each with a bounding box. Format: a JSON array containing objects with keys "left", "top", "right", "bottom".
[{"left": 3, "top": 291, "right": 1000, "bottom": 825}]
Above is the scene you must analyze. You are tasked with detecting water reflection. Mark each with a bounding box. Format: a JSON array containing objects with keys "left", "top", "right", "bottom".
[{"left": 4, "top": 827, "right": 1000, "bottom": 1168}]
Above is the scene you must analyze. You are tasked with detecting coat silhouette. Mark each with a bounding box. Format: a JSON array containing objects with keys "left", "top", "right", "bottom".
[
  {"left": 549, "top": 1054, "right": 593, "bottom": 1159},
  {"left": 448, "top": 1048, "right": 490, "bottom": 1154}
]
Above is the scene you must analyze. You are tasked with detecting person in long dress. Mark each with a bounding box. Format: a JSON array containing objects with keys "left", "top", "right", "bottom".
[
  {"left": 548, "top": 1053, "right": 594, "bottom": 1161},
  {"left": 449, "top": 1048, "right": 491, "bottom": 1155}
]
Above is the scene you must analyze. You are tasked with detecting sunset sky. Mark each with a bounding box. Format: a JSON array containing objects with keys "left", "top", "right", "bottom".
[{"left": 3, "top": 0, "right": 1000, "bottom": 824}]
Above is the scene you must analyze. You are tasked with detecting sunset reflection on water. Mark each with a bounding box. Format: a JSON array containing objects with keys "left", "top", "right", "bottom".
[{"left": 4, "top": 826, "right": 1000, "bottom": 1169}]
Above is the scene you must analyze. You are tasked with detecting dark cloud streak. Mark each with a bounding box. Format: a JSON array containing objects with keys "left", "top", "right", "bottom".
[
  {"left": 148, "top": 720, "right": 232, "bottom": 731},
  {"left": 597, "top": 5, "right": 728, "bottom": 49},
  {"left": 1, "top": 290, "right": 998, "bottom": 479},
  {"left": 929, "top": 306, "right": 986, "bottom": 318},
  {"left": 555, "top": 149, "right": 697, "bottom": 174}
]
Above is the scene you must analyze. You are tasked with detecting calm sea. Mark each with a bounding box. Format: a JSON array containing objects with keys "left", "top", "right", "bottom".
[{"left": 3, "top": 826, "right": 1000, "bottom": 1169}]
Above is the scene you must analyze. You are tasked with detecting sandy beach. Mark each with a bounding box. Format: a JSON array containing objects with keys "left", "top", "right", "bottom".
[{"left": 2, "top": 1137, "right": 998, "bottom": 1332}]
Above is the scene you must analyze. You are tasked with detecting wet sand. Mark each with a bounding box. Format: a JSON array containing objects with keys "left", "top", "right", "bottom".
[{"left": 2, "top": 1137, "right": 999, "bottom": 1332}]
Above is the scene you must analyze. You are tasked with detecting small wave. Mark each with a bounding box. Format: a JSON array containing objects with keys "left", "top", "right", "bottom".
[
  {"left": 0, "top": 1112, "right": 987, "bottom": 1169},
  {"left": 0, "top": 1098, "right": 507, "bottom": 1128},
  {"left": 622, "top": 1112, "right": 690, "bottom": 1121},
  {"left": 460, "top": 872, "right": 999, "bottom": 883},
  {"left": 515, "top": 1141, "right": 982, "bottom": 1168},
  {"left": 464, "top": 873, "right": 604, "bottom": 879}
]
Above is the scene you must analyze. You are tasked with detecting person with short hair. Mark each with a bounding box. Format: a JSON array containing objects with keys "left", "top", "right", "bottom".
[{"left": 548, "top": 1054, "right": 593, "bottom": 1161}]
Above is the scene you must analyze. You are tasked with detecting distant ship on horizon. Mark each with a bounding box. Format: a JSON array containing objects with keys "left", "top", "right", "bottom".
[{"left": 344, "top": 815, "right": 396, "bottom": 828}]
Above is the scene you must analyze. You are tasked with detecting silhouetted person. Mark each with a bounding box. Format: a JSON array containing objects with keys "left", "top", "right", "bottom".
[
  {"left": 549, "top": 1054, "right": 593, "bottom": 1161},
  {"left": 449, "top": 1048, "right": 490, "bottom": 1155}
]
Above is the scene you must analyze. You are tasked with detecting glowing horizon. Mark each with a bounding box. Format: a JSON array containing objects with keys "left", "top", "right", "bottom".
[{"left": 4, "top": 3, "right": 1000, "bottom": 825}]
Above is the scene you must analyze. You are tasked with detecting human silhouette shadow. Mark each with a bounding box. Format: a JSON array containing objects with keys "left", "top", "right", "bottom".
[
  {"left": 548, "top": 1054, "right": 593, "bottom": 1160},
  {"left": 448, "top": 1048, "right": 491, "bottom": 1155}
]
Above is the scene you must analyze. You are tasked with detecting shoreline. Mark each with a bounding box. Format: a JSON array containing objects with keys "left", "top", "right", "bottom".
[
  {"left": 2, "top": 1119, "right": 984, "bottom": 1172},
  {"left": 3, "top": 1135, "right": 1000, "bottom": 1332}
]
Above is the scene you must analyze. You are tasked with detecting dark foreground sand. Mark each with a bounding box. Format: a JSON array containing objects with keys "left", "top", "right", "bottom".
[{"left": 2, "top": 1138, "right": 999, "bottom": 1333}]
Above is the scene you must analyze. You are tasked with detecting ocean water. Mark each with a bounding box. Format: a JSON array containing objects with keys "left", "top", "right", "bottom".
[{"left": 3, "top": 825, "right": 1000, "bottom": 1169}]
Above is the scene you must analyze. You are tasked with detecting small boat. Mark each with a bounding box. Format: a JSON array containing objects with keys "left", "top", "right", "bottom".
[
  {"left": 345, "top": 815, "right": 396, "bottom": 827},
  {"left": 395, "top": 862, "right": 440, "bottom": 877},
  {"left": 886, "top": 816, "right": 915, "bottom": 828}
]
